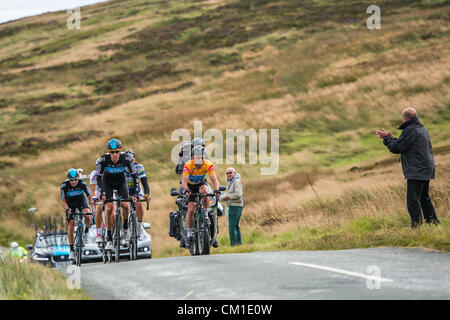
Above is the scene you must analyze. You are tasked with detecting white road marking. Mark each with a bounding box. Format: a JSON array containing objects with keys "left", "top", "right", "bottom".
[
  {"left": 289, "top": 262, "right": 394, "bottom": 282},
  {"left": 181, "top": 290, "right": 195, "bottom": 300}
]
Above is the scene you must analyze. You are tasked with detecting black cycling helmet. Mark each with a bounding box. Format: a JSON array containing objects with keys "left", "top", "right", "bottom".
[
  {"left": 125, "top": 149, "right": 135, "bottom": 159},
  {"left": 67, "top": 168, "right": 80, "bottom": 179},
  {"left": 106, "top": 138, "right": 122, "bottom": 151}
]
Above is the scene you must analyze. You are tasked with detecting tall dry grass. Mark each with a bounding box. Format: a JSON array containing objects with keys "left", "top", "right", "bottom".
[
  {"left": 0, "top": 257, "right": 90, "bottom": 300},
  {"left": 202, "top": 154, "right": 450, "bottom": 255}
]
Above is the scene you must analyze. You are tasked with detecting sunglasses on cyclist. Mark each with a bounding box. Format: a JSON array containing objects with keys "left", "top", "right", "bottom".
[
  {"left": 109, "top": 150, "right": 120, "bottom": 154},
  {"left": 69, "top": 178, "right": 78, "bottom": 182}
]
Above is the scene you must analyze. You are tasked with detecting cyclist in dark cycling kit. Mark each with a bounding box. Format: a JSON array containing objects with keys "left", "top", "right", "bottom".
[
  {"left": 61, "top": 168, "right": 92, "bottom": 260},
  {"left": 96, "top": 139, "right": 139, "bottom": 250},
  {"left": 124, "top": 150, "right": 150, "bottom": 240}
]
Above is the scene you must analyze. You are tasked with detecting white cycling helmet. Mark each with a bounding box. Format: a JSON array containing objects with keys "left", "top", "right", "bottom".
[{"left": 10, "top": 242, "right": 19, "bottom": 249}]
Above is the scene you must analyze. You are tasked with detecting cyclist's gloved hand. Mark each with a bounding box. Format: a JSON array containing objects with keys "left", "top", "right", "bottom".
[
  {"left": 65, "top": 208, "right": 71, "bottom": 215},
  {"left": 214, "top": 189, "right": 221, "bottom": 196}
]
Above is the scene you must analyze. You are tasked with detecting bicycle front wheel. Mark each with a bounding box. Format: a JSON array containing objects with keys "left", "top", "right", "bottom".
[
  {"left": 200, "top": 227, "right": 211, "bottom": 255},
  {"left": 114, "top": 211, "right": 121, "bottom": 263},
  {"left": 75, "top": 228, "right": 82, "bottom": 266},
  {"left": 189, "top": 233, "right": 198, "bottom": 256},
  {"left": 130, "top": 214, "right": 138, "bottom": 260}
]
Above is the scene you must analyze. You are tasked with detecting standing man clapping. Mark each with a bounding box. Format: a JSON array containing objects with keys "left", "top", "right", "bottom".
[{"left": 376, "top": 108, "right": 440, "bottom": 228}]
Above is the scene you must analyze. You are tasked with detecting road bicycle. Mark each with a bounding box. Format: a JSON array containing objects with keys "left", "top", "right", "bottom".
[
  {"left": 128, "top": 198, "right": 149, "bottom": 260},
  {"left": 72, "top": 210, "right": 92, "bottom": 266},
  {"left": 170, "top": 186, "right": 225, "bottom": 256}
]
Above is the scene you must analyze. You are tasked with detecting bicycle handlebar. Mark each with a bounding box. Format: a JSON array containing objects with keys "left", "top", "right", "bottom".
[
  {"left": 104, "top": 198, "right": 150, "bottom": 210},
  {"left": 134, "top": 198, "right": 150, "bottom": 210},
  {"left": 184, "top": 192, "right": 218, "bottom": 197},
  {"left": 105, "top": 198, "right": 134, "bottom": 203}
]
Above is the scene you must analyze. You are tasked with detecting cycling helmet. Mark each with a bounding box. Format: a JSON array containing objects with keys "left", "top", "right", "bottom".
[
  {"left": 67, "top": 168, "right": 80, "bottom": 179},
  {"left": 106, "top": 138, "right": 122, "bottom": 151},
  {"left": 192, "top": 145, "right": 205, "bottom": 165},
  {"left": 125, "top": 149, "right": 135, "bottom": 159},
  {"left": 191, "top": 138, "right": 205, "bottom": 150},
  {"left": 191, "top": 145, "right": 205, "bottom": 157},
  {"left": 10, "top": 242, "right": 19, "bottom": 249}
]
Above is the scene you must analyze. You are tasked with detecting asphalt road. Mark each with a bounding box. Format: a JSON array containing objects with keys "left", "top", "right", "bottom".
[{"left": 78, "top": 248, "right": 450, "bottom": 299}]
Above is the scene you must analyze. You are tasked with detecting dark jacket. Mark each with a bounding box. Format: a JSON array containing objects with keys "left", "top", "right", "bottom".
[{"left": 383, "top": 116, "right": 435, "bottom": 180}]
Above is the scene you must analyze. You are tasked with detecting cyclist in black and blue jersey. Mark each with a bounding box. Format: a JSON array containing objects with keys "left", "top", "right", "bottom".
[
  {"left": 61, "top": 168, "right": 92, "bottom": 260},
  {"left": 124, "top": 150, "right": 150, "bottom": 240},
  {"left": 96, "top": 139, "right": 139, "bottom": 251}
]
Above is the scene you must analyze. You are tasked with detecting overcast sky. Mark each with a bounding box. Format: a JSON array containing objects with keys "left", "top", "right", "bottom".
[{"left": 0, "top": 0, "right": 109, "bottom": 24}]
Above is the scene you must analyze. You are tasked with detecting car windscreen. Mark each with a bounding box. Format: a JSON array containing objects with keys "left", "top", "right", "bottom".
[{"left": 36, "top": 234, "right": 69, "bottom": 248}]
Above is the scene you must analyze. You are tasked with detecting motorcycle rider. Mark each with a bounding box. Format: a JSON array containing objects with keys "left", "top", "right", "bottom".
[{"left": 175, "top": 140, "right": 192, "bottom": 175}]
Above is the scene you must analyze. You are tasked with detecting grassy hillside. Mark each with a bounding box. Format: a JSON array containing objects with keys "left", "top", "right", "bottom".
[{"left": 0, "top": 0, "right": 449, "bottom": 255}]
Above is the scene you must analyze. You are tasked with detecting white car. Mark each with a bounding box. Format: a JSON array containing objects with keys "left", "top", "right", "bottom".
[{"left": 80, "top": 223, "right": 152, "bottom": 263}]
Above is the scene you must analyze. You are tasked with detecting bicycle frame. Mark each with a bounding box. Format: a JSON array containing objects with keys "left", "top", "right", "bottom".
[
  {"left": 128, "top": 198, "right": 149, "bottom": 260},
  {"left": 72, "top": 210, "right": 92, "bottom": 266},
  {"left": 105, "top": 194, "right": 135, "bottom": 263},
  {"left": 188, "top": 192, "right": 216, "bottom": 256}
]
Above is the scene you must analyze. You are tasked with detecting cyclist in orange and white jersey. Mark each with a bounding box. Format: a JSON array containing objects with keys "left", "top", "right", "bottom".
[{"left": 181, "top": 145, "right": 220, "bottom": 247}]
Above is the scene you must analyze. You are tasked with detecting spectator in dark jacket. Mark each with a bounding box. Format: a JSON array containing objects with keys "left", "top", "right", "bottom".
[{"left": 376, "top": 108, "right": 440, "bottom": 228}]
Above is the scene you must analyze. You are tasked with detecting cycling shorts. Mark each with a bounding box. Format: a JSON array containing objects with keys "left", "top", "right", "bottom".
[
  {"left": 103, "top": 180, "right": 130, "bottom": 204},
  {"left": 66, "top": 195, "right": 90, "bottom": 221},
  {"left": 187, "top": 181, "right": 208, "bottom": 202}
]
